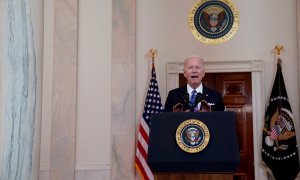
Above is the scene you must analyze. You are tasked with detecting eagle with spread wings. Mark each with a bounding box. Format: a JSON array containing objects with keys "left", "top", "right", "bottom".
[
  {"left": 202, "top": 10, "right": 227, "bottom": 33},
  {"left": 186, "top": 128, "right": 201, "bottom": 145}
]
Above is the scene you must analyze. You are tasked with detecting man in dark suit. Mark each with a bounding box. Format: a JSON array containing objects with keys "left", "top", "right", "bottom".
[{"left": 164, "top": 56, "right": 224, "bottom": 112}]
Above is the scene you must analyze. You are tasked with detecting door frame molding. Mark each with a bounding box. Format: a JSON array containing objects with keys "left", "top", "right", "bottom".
[{"left": 167, "top": 60, "right": 266, "bottom": 180}]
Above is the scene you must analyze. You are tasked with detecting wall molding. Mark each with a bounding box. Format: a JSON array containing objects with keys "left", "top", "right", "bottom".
[
  {"left": 75, "top": 163, "right": 110, "bottom": 170},
  {"left": 40, "top": 163, "right": 110, "bottom": 171}
]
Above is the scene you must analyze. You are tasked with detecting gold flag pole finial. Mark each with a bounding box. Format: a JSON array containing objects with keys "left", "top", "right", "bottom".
[
  {"left": 274, "top": 44, "right": 284, "bottom": 65},
  {"left": 148, "top": 48, "right": 158, "bottom": 68}
]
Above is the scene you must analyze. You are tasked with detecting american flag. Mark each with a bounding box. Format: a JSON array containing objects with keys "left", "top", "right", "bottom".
[
  {"left": 270, "top": 126, "right": 279, "bottom": 140},
  {"left": 135, "top": 63, "right": 163, "bottom": 180}
]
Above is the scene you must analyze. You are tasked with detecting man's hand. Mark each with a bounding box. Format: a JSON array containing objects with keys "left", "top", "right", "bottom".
[
  {"left": 198, "top": 100, "right": 211, "bottom": 112},
  {"left": 173, "top": 103, "right": 183, "bottom": 112}
]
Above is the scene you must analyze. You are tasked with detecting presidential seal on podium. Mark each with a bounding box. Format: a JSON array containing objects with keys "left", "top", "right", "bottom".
[
  {"left": 189, "top": 0, "right": 239, "bottom": 44},
  {"left": 175, "top": 119, "right": 210, "bottom": 153}
]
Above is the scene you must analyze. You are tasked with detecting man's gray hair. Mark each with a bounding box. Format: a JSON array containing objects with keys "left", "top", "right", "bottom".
[{"left": 183, "top": 56, "right": 205, "bottom": 70}]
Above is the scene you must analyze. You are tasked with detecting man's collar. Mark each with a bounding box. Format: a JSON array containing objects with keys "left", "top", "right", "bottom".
[{"left": 187, "top": 84, "right": 203, "bottom": 94}]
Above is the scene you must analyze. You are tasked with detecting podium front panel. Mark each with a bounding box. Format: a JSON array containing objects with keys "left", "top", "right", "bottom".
[{"left": 147, "top": 112, "right": 240, "bottom": 173}]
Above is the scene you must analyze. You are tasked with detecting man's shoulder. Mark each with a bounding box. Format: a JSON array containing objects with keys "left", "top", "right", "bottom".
[
  {"left": 203, "top": 86, "right": 221, "bottom": 95},
  {"left": 169, "top": 86, "right": 186, "bottom": 93},
  {"left": 167, "top": 87, "right": 187, "bottom": 98}
]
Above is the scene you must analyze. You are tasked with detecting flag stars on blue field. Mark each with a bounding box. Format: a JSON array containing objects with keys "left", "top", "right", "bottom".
[{"left": 142, "top": 67, "right": 164, "bottom": 125}]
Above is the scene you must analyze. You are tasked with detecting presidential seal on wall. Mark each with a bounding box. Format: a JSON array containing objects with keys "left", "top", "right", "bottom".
[
  {"left": 176, "top": 119, "right": 210, "bottom": 153},
  {"left": 189, "top": 0, "right": 239, "bottom": 44}
]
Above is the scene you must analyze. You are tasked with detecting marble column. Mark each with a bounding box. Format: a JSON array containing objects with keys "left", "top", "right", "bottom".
[
  {"left": 111, "top": 0, "right": 136, "bottom": 179},
  {"left": 49, "top": 0, "right": 78, "bottom": 180},
  {"left": 0, "top": 0, "right": 44, "bottom": 180},
  {"left": 298, "top": 0, "right": 300, "bottom": 110}
]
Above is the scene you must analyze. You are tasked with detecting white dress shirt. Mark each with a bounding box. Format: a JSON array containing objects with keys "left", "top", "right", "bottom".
[{"left": 187, "top": 84, "right": 203, "bottom": 110}]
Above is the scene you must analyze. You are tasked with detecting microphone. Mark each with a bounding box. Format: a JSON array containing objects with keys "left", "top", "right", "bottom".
[
  {"left": 183, "top": 92, "right": 199, "bottom": 112},
  {"left": 183, "top": 92, "right": 204, "bottom": 112},
  {"left": 195, "top": 92, "right": 204, "bottom": 103},
  {"left": 183, "top": 93, "right": 190, "bottom": 111},
  {"left": 190, "top": 92, "right": 203, "bottom": 112},
  {"left": 183, "top": 93, "right": 190, "bottom": 107},
  {"left": 182, "top": 92, "right": 211, "bottom": 112}
]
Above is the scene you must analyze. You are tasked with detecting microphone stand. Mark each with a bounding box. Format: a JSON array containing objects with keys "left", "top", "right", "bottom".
[{"left": 184, "top": 92, "right": 203, "bottom": 112}]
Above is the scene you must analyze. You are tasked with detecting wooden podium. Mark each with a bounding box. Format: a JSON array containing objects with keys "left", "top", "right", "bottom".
[{"left": 147, "top": 112, "right": 240, "bottom": 180}]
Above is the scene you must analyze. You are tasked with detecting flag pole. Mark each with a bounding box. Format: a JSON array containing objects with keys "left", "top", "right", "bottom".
[
  {"left": 135, "top": 48, "right": 163, "bottom": 180},
  {"left": 262, "top": 44, "right": 300, "bottom": 180},
  {"left": 274, "top": 44, "right": 284, "bottom": 113},
  {"left": 148, "top": 48, "right": 158, "bottom": 68}
]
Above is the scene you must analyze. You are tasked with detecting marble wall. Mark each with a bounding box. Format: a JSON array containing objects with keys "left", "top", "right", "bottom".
[
  {"left": 298, "top": 1, "right": 300, "bottom": 104},
  {"left": 0, "top": 0, "right": 296, "bottom": 179},
  {"left": 49, "top": 0, "right": 78, "bottom": 179},
  {"left": 0, "top": 0, "right": 43, "bottom": 180},
  {"left": 111, "top": 0, "right": 137, "bottom": 179},
  {"left": 41, "top": 0, "right": 136, "bottom": 179}
]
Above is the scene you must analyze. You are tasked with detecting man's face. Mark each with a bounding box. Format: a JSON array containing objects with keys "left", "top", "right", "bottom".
[{"left": 183, "top": 57, "right": 205, "bottom": 88}]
